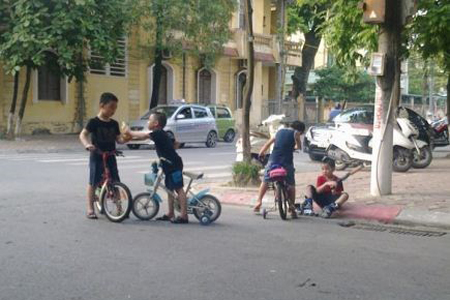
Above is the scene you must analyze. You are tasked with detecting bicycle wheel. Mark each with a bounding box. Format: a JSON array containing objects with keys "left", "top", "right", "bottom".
[
  {"left": 193, "top": 195, "right": 222, "bottom": 223},
  {"left": 100, "top": 182, "right": 132, "bottom": 223},
  {"left": 132, "top": 192, "right": 160, "bottom": 220},
  {"left": 93, "top": 187, "right": 104, "bottom": 215},
  {"left": 276, "top": 182, "right": 288, "bottom": 220}
]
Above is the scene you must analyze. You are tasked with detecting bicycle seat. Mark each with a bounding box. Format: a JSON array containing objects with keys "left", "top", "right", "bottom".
[{"left": 183, "top": 171, "right": 204, "bottom": 180}]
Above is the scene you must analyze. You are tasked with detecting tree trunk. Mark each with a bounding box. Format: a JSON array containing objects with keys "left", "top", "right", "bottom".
[
  {"left": 150, "top": 9, "right": 164, "bottom": 110},
  {"left": 447, "top": 73, "right": 449, "bottom": 127},
  {"left": 242, "top": 0, "right": 255, "bottom": 164},
  {"left": 6, "top": 72, "right": 19, "bottom": 139},
  {"left": 14, "top": 66, "right": 32, "bottom": 137},
  {"left": 74, "top": 53, "right": 86, "bottom": 133},
  {"left": 291, "top": 30, "right": 322, "bottom": 98},
  {"left": 276, "top": 0, "right": 286, "bottom": 113}
]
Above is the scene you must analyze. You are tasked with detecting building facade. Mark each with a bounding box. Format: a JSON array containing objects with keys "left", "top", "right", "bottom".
[{"left": 0, "top": 0, "right": 302, "bottom": 135}]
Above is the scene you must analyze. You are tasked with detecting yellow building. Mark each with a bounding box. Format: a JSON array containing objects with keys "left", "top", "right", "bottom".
[{"left": 0, "top": 0, "right": 302, "bottom": 135}]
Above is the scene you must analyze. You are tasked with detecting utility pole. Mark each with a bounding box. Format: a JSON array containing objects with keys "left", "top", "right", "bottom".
[
  {"left": 362, "top": 0, "right": 417, "bottom": 196},
  {"left": 361, "top": 0, "right": 403, "bottom": 196}
]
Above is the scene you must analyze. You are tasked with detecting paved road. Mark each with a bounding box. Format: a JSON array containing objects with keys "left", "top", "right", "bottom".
[{"left": 1, "top": 147, "right": 450, "bottom": 300}]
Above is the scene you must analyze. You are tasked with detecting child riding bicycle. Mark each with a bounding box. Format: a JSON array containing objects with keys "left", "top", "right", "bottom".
[
  {"left": 253, "top": 121, "right": 305, "bottom": 218},
  {"left": 79, "top": 92, "right": 130, "bottom": 219},
  {"left": 126, "top": 112, "right": 189, "bottom": 224}
]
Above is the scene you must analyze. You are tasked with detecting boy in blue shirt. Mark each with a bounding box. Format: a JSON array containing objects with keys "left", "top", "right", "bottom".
[
  {"left": 126, "top": 112, "right": 188, "bottom": 224},
  {"left": 253, "top": 121, "right": 305, "bottom": 218}
]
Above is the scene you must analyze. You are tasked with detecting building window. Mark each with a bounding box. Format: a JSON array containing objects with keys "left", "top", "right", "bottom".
[
  {"left": 198, "top": 69, "right": 212, "bottom": 104},
  {"left": 90, "top": 37, "right": 127, "bottom": 77},
  {"left": 239, "top": 0, "right": 246, "bottom": 29},
  {"left": 236, "top": 70, "right": 247, "bottom": 109},
  {"left": 34, "top": 51, "right": 67, "bottom": 102}
]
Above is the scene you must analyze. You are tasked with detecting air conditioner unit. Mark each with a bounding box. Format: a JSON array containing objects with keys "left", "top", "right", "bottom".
[
  {"left": 238, "top": 59, "right": 248, "bottom": 69},
  {"left": 162, "top": 49, "right": 172, "bottom": 59}
]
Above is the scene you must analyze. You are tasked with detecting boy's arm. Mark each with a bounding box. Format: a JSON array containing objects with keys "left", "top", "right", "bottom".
[
  {"left": 259, "top": 137, "right": 275, "bottom": 157},
  {"left": 79, "top": 129, "right": 94, "bottom": 150},
  {"left": 294, "top": 131, "right": 302, "bottom": 150}
]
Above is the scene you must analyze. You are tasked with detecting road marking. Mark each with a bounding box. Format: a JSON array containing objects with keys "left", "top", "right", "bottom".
[
  {"left": 204, "top": 172, "right": 232, "bottom": 179},
  {"left": 38, "top": 156, "right": 141, "bottom": 163},
  {"left": 137, "top": 164, "right": 231, "bottom": 174}
]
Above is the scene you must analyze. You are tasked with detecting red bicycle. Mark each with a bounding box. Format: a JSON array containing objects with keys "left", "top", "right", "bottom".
[{"left": 92, "top": 150, "right": 132, "bottom": 222}]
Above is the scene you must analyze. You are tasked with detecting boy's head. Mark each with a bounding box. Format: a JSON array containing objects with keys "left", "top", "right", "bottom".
[
  {"left": 148, "top": 112, "right": 167, "bottom": 130},
  {"left": 321, "top": 158, "right": 335, "bottom": 177},
  {"left": 290, "top": 121, "right": 305, "bottom": 134},
  {"left": 99, "top": 92, "right": 119, "bottom": 118}
]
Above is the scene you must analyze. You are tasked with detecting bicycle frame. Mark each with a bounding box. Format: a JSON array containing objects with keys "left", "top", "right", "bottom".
[{"left": 146, "top": 161, "right": 211, "bottom": 213}]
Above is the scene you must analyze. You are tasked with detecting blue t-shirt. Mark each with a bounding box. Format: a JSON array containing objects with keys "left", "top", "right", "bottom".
[{"left": 269, "top": 128, "right": 296, "bottom": 167}]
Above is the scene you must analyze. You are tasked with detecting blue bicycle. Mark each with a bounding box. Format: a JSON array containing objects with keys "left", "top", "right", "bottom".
[{"left": 131, "top": 158, "right": 221, "bottom": 225}]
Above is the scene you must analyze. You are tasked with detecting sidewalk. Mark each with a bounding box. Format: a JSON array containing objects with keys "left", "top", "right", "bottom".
[
  {"left": 197, "top": 149, "right": 450, "bottom": 230},
  {"left": 2, "top": 134, "right": 450, "bottom": 229}
]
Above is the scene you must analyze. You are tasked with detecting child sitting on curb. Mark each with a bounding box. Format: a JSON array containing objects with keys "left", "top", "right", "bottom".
[{"left": 302, "top": 158, "right": 349, "bottom": 218}]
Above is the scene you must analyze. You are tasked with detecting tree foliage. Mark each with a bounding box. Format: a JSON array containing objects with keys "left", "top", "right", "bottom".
[
  {"left": 0, "top": 0, "right": 133, "bottom": 81},
  {"left": 287, "top": 0, "right": 330, "bottom": 98},
  {"left": 312, "top": 65, "right": 375, "bottom": 102},
  {"left": 407, "top": 0, "right": 450, "bottom": 73},
  {"left": 136, "top": 0, "right": 235, "bottom": 68},
  {"left": 323, "top": 0, "right": 378, "bottom": 71}
]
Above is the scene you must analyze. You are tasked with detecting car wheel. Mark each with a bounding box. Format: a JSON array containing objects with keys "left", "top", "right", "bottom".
[
  {"left": 205, "top": 131, "right": 218, "bottom": 148},
  {"left": 223, "top": 129, "right": 236, "bottom": 143},
  {"left": 127, "top": 144, "right": 140, "bottom": 150}
]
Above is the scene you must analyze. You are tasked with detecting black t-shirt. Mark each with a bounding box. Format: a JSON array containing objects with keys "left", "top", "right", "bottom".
[
  {"left": 150, "top": 129, "right": 183, "bottom": 173},
  {"left": 85, "top": 117, "right": 120, "bottom": 151}
]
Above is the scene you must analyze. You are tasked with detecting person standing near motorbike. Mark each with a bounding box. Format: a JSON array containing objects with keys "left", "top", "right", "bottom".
[{"left": 253, "top": 121, "right": 305, "bottom": 216}]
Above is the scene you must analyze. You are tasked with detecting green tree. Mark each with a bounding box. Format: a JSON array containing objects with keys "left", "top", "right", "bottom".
[
  {"left": 0, "top": 0, "right": 133, "bottom": 136},
  {"left": 407, "top": 0, "right": 450, "bottom": 121},
  {"left": 287, "top": 0, "right": 330, "bottom": 98},
  {"left": 136, "top": 0, "right": 235, "bottom": 109},
  {"left": 312, "top": 65, "right": 375, "bottom": 103}
]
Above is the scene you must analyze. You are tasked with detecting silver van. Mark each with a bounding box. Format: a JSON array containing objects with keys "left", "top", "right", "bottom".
[{"left": 126, "top": 104, "right": 218, "bottom": 149}]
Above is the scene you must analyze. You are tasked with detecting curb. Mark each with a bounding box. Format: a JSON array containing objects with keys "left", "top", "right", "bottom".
[{"left": 216, "top": 190, "right": 450, "bottom": 230}]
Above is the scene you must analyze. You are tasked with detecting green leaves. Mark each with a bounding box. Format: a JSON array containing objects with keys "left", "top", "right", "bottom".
[
  {"left": 136, "top": 0, "right": 236, "bottom": 67},
  {"left": 0, "top": 0, "right": 134, "bottom": 80},
  {"left": 312, "top": 65, "right": 375, "bottom": 102}
]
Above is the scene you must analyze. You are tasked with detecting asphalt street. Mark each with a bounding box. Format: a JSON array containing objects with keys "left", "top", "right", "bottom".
[{"left": 1, "top": 144, "right": 450, "bottom": 300}]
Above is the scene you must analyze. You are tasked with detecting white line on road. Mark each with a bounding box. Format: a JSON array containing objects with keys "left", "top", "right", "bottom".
[{"left": 38, "top": 156, "right": 141, "bottom": 163}]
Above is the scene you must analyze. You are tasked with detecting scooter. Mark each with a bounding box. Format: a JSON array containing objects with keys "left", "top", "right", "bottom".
[
  {"left": 326, "top": 117, "right": 428, "bottom": 172},
  {"left": 430, "top": 117, "right": 449, "bottom": 148},
  {"left": 397, "top": 117, "right": 432, "bottom": 169},
  {"left": 235, "top": 115, "right": 285, "bottom": 167}
]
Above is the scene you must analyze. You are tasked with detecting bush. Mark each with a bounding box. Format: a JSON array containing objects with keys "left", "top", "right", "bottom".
[{"left": 232, "top": 161, "right": 262, "bottom": 187}]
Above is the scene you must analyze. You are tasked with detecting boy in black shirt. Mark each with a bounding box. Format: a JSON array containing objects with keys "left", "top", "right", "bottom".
[
  {"left": 79, "top": 92, "right": 129, "bottom": 219},
  {"left": 127, "top": 112, "right": 188, "bottom": 224}
]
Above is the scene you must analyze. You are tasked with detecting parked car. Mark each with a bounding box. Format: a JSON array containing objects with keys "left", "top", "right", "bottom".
[
  {"left": 207, "top": 105, "right": 236, "bottom": 142},
  {"left": 303, "top": 106, "right": 433, "bottom": 161},
  {"left": 126, "top": 104, "right": 218, "bottom": 149}
]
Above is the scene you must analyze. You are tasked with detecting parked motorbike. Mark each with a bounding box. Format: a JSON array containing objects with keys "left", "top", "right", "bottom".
[
  {"left": 430, "top": 117, "right": 449, "bottom": 148},
  {"left": 235, "top": 115, "right": 285, "bottom": 167},
  {"left": 326, "top": 117, "right": 429, "bottom": 172},
  {"left": 397, "top": 117, "right": 432, "bottom": 169}
]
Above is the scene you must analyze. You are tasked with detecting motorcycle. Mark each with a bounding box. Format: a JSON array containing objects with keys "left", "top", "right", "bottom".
[
  {"left": 430, "top": 117, "right": 449, "bottom": 148},
  {"left": 235, "top": 114, "right": 286, "bottom": 167},
  {"left": 326, "top": 117, "right": 429, "bottom": 172},
  {"left": 397, "top": 117, "right": 432, "bottom": 169}
]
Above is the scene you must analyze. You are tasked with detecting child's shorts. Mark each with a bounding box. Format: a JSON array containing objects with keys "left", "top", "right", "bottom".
[
  {"left": 165, "top": 170, "right": 184, "bottom": 191},
  {"left": 310, "top": 186, "right": 340, "bottom": 208},
  {"left": 89, "top": 153, "right": 120, "bottom": 186},
  {"left": 263, "top": 162, "right": 295, "bottom": 185}
]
